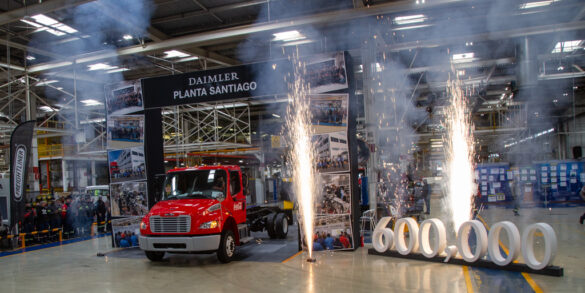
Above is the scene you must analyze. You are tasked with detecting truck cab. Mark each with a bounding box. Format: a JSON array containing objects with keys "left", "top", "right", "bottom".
[{"left": 139, "top": 165, "right": 251, "bottom": 263}]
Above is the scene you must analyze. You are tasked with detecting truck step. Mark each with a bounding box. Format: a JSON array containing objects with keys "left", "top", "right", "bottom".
[{"left": 239, "top": 236, "right": 253, "bottom": 244}]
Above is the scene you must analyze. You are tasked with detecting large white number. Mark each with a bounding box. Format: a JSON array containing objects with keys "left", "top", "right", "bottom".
[
  {"left": 370, "top": 217, "right": 557, "bottom": 270},
  {"left": 488, "top": 221, "right": 521, "bottom": 266},
  {"left": 394, "top": 217, "right": 419, "bottom": 255},
  {"left": 456, "top": 220, "right": 488, "bottom": 262},
  {"left": 521, "top": 223, "right": 557, "bottom": 270},
  {"left": 372, "top": 217, "right": 394, "bottom": 253},
  {"left": 418, "top": 218, "right": 447, "bottom": 258}
]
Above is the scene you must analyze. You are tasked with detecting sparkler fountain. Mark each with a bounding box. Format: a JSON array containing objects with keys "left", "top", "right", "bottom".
[
  {"left": 285, "top": 55, "right": 318, "bottom": 262},
  {"left": 443, "top": 74, "right": 477, "bottom": 234}
]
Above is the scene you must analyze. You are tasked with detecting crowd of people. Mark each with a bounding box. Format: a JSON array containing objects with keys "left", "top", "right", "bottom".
[
  {"left": 110, "top": 125, "right": 143, "bottom": 142},
  {"left": 20, "top": 193, "right": 110, "bottom": 244},
  {"left": 312, "top": 231, "right": 352, "bottom": 250},
  {"left": 114, "top": 231, "right": 139, "bottom": 247},
  {"left": 108, "top": 89, "right": 142, "bottom": 114},
  {"left": 316, "top": 155, "right": 348, "bottom": 171},
  {"left": 111, "top": 189, "right": 148, "bottom": 217},
  {"left": 312, "top": 101, "right": 345, "bottom": 125}
]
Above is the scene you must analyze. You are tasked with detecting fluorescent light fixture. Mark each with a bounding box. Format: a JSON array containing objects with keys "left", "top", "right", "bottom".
[
  {"left": 21, "top": 14, "right": 77, "bottom": 37},
  {"left": 87, "top": 63, "right": 118, "bottom": 71},
  {"left": 39, "top": 106, "right": 57, "bottom": 112},
  {"left": 551, "top": 40, "right": 582, "bottom": 53},
  {"left": 35, "top": 79, "right": 59, "bottom": 86},
  {"left": 519, "top": 0, "right": 559, "bottom": 9},
  {"left": 393, "top": 14, "right": 427, "bottom": 25},
  {"left": 272, "top": 114, "right": 281, "bottom": 118},
  {"left": 273, "top": 30, "right": 305, "bottom": 42},
  {"left": 452, "top": 52, "right": 476, "bottom": 63},
  {"left": 106, "top": 68, "right": 129, "bottom": 74},
  {"left": 163, "top": 50, "right": 190, "bottom": 58},
  {"left": 122, "top": 34, "right": 133, "bottom": 40},
  {"left": 393, "top": 24, "right": 432, "bottom": 31},
  {"left": 26, "top": 55, "right": 36, "bottom": 61},
  {"left": 81, "top": 99, "right": 103, "bottom": 106},
  {"left": 176, "top": 56, "right": 200, "bottom": 63}
]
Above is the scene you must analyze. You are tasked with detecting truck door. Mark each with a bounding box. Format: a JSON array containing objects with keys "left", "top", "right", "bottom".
[{"left": 229, "top": 170, "right": 246, "bottom": 224}]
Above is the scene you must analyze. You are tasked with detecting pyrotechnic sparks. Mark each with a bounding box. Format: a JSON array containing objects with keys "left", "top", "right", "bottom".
[
  {"left": 285, "top": 54, "right": 317, "bottom": 258},
  {"left": 443, "top": 74, "right": 476, "bottom": 234}
]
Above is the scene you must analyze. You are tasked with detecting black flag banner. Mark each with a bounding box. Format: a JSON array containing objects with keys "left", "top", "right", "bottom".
[{"left": 9, "top": 120, "right": 35, "bottom": 228}]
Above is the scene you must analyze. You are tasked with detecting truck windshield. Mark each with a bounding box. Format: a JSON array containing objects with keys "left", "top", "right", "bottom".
[{"left": 163, "top": 170, "right": 227, "bottom": 201}]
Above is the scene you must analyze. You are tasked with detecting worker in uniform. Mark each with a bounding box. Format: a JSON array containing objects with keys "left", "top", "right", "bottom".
[
  {"left": 36, "top": 201, "right": 50, "bottom": 243},
  {"left": 95, "top": 198, "right": 106, "bottom": 233}
]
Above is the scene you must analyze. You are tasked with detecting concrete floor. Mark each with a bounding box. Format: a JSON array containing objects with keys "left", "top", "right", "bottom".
[{"left": 0, "top": 205, "right": 584, "bottom": 292}]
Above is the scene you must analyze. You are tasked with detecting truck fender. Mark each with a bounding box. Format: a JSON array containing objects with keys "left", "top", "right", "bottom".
[{"left": 222, "top": 217, "right": 239, "bottom": 245}]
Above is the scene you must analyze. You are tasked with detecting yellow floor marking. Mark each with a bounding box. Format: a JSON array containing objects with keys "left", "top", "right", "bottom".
[
  {"left": 477, "top": 215, "right": 544, "bottom": 292},
  {"left": 281, "top": 251, "right": 303, "bottom": 263},
  {"left": 463, "top": 266, "right": 474, "bottom": 293},
  {"left": 521, "top": 272, "right": 544, "bottom": 293}
]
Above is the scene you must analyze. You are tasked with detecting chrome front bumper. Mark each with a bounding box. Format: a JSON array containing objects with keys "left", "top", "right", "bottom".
[{"left": 139, "top": 234, "right": 220, "bottom": 252}]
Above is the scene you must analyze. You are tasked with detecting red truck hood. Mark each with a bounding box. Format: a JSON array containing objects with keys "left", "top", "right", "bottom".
[{"left": 149, "top": 199, "right": 218, "bottom": 216}]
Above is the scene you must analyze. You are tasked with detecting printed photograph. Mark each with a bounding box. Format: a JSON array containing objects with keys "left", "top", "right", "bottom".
[
  {"left": 107, "top": 115, "right": 144, "bottom": 149},
  {"left": 108, "top": 147, "right": 146, "bottom": 183},
  {"left": 299, "top": 214, "right": 354, "bottom": 251},
  {"left": 313, "top": 131, "right": 349, "bottom": 173},
  {"left": 309, "top": 94, "right": 348, "bottom": 134},
  {"left": 110, "top": 181, "right": 148, "bottom": 217},
  {"left": 316, "top": 173, "right": 351, "bottom": 215},
  {"left": 111, "top": 216, "right": 141, "bottom": 248},
  {"left": 304, "top": 52, "right": 348, "bottom": 94},
  {"left": 105, "top": 80, "right": 143, "bottom": 116}
]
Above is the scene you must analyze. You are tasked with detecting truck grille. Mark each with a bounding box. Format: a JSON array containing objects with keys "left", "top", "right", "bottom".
[{"left": 150, "top": 215, "right": 191, "bottom": 233}]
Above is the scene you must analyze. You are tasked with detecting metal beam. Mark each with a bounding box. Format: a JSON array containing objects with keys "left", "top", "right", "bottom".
[
  {"left": 27, "top": 0, "right": 585, "bottom": 73},
  {"left": 0, "top": 0, "right": 96, "bottom": 26},
  {"left": 152, "top": 0, "right": 268, "bottom": 25},
  {"left": 95, "top": 0, "right": 237, "bottom": 66}
]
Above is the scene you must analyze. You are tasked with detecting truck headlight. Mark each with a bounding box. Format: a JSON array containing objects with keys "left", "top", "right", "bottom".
[
  {"left": 140, "top": 221, "right": 147, "bottom": 230},
  {"left": 199, "top": 220, "right": 218, "bottom": 229}
]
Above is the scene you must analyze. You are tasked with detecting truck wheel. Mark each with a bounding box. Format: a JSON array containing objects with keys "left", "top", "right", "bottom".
[
  {"left": 217, "top": 229, "right": 236, "bottom": 263},
  {"left": 266, "top": 213, "right": 277, "bottom": 239},
  {"left": 145, "top": 251, "right": 165, "bottom": 262},
  {"left": 275, "top": 213, "right": 288, "bottom": 239}
]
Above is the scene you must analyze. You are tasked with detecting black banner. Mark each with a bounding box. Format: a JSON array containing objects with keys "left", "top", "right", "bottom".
[
  {"left": 142, "top": 60, "right": 292, "bottom": 108},
  {"left": 9, "top": 120, "right": 35, "bottom": 228}
]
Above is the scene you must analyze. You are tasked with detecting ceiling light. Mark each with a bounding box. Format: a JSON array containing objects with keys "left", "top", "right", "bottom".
[
  {"left": 21, "top": 14, "right": 77, "bottom": 37},
  {"left": 551, "top": 40, "right": 582, "bottom": 53},
  {"left": 392, "top": 24, "right": 432, "bottom": 31},
  {"left": 163, "top": 50, "right": 190, "bottom": 58},
  {"left": 273, "top": 30, "right": 305, "bottom": 42},
  {"left": 393, "top": 14, "right": 427, "bottom": 25},
  {"left": 107, "top": 68, "right": 129, "bottom": 74},
  {"left": 39, "top": 106, "right": 58, "bottom": 112},
  {"left": 35, "top": 79, "right": 59, "bottom": 86},
  {"left": 272, "top": 114, "right": 281, "bottom": 118},
  {"left": 87, "top": 63, "right": 118, "bottom": 71},
  {"left": 457, "top": 70, "right": 466, "bottom": 76},
  {"left": 26, "top": 55, "right": 36, "bottom": 61},
  {"left": 452, "top": 52, "right": 476, "bottom": 63},
  {"left": 81, "top": 99, "right": 103, "bottom": 106},
  {"left": 176, "top": 56, "right": 199, "bottom": 63},
  {"left": 122, "top": 34, "right": 133, "bottom": 40},
  {"left": 519, "top": 0, "right": 559, "bottom": 9}
]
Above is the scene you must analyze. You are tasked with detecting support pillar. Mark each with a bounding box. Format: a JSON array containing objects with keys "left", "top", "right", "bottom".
[{"left": 62, "top": 160, "right": 69, "bottom": 192}]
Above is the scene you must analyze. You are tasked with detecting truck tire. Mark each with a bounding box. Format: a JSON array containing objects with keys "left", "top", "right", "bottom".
[
  {"left": 266, "top": 213, "right": 277, "bottom": 239},
  {"left": 145, "top": 251, "right": 165, "bottom": 262},
  {"left": 217, "top": 229, "right": 236, "bottom": 263},
  {"left": 275, "top": 213, "right": 288, "bottom": 239}
]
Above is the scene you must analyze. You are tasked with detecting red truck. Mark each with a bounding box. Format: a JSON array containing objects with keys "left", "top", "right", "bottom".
[{"left": 139, "top": 165, "right": 292, "bottom": 263}]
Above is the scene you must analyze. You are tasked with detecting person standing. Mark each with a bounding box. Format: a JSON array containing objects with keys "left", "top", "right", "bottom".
[
  {"left": 512, "top": 176, "right": 522, "bottom": 216},
  {"left": 579, "top": 185, "right": 585, "bottom": 225},
  {"left": 421, "top": 179, "right": 431, "bottom": 215}
]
